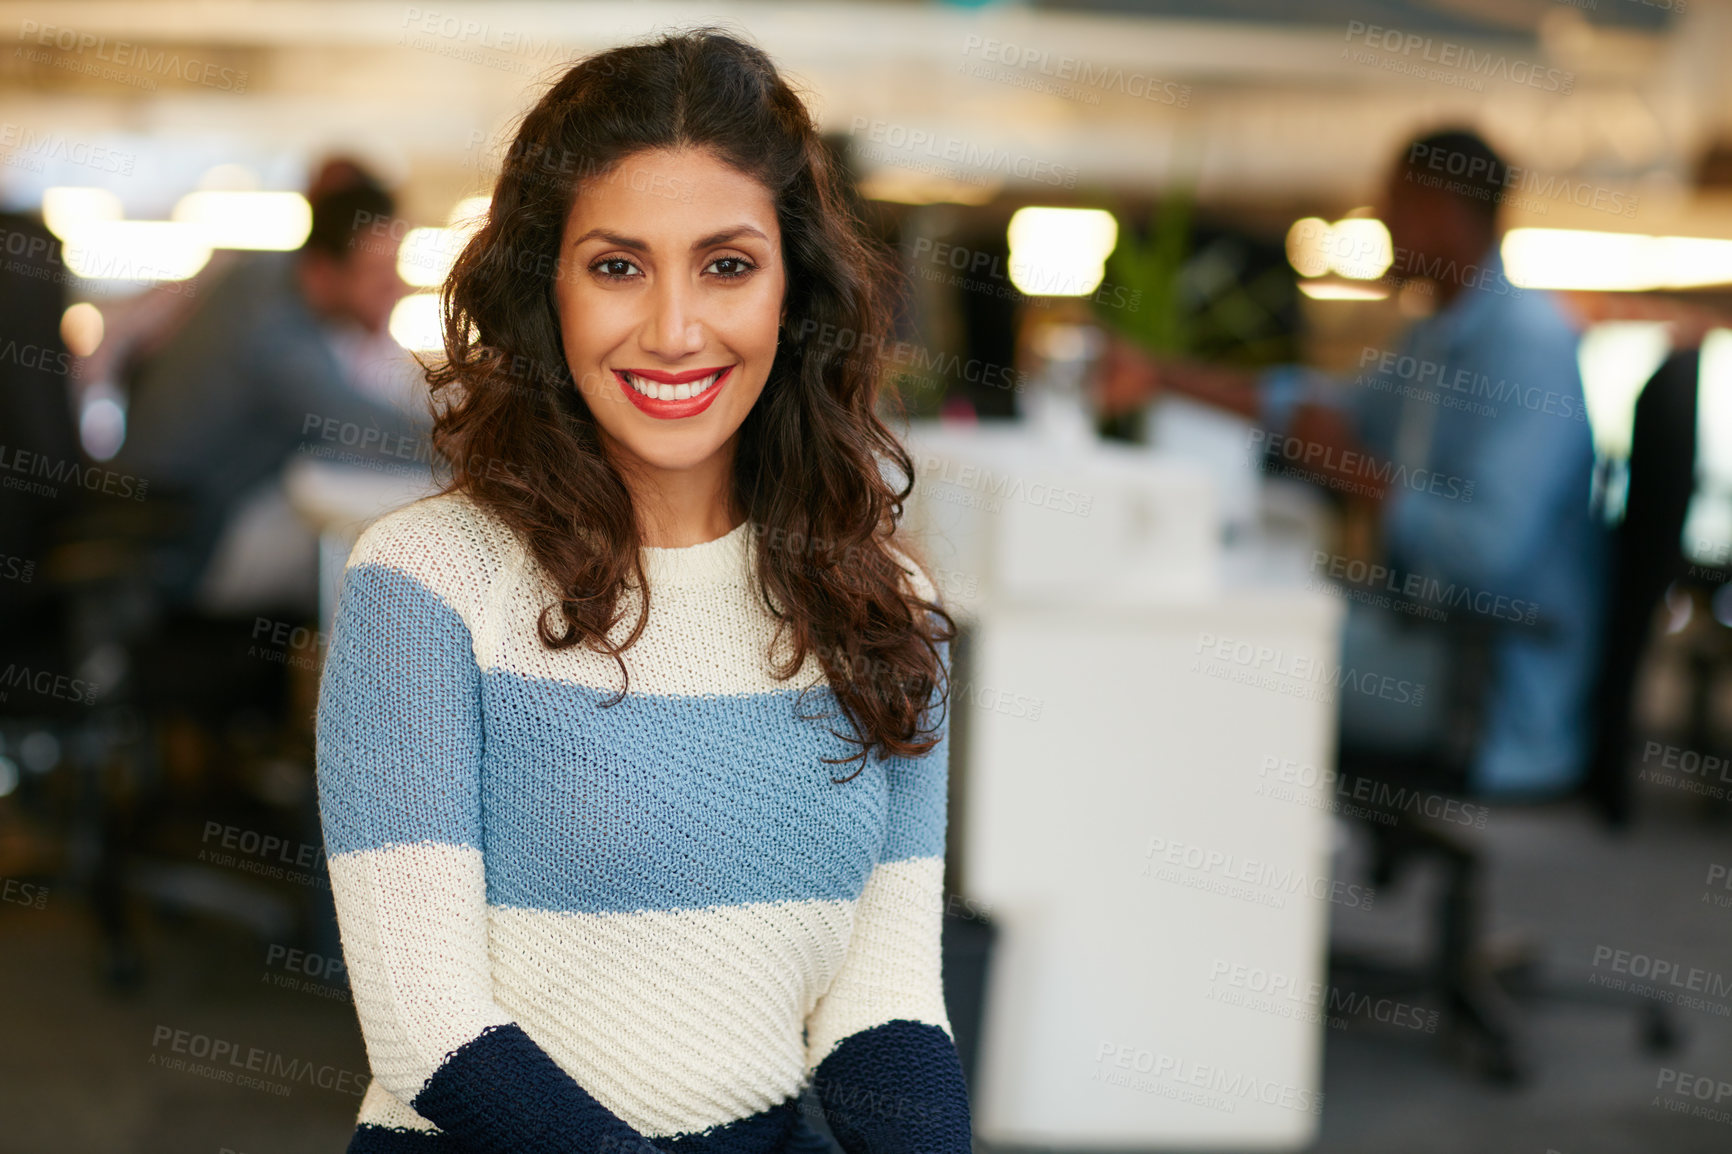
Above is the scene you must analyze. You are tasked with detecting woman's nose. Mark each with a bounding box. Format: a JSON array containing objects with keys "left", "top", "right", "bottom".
[{"left": 642, "top": 277, "right": 706, "bottom": 358}]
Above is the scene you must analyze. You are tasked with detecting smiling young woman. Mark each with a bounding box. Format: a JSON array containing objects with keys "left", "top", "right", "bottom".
[{"left": 313, "top": 28, "right": 970, "bottom": 1154}]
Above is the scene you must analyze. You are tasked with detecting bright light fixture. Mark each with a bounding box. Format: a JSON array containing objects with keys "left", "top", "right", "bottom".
[
  {"left": 447, "top": 196, "right": 491, "bottom": 228},
  {"left": 398, "top": 228, "right": 467, "bottom": 288},
  {"left": 43, "top": 187, "right": 123, "bottom": 241},
  {"left": 172, "top": 190, "right": 312, "bottom": 251},
  {"left": 1575, "top": 321, "right": 1669, "bottom": 459},
  {"left": 60, "top": 302, "right": 105, "bottom": 357},
  {"left": 1006, "top": 207, "right": 1118, "bottom": 297},
  {"left": 859, "top": 169, "right": 998, "bottom": 207},
  {"left": 1285, "top": 217, "right": 1332, "bottom": 279},
  {"left": 1297, "top": 280, "right": 1389, "bottom": 301},
  {"left": 389, "top": 292, "right": 444, "bottom": 352},
  {"left": 1328, "top": 219, "right": 1393, "bottom": 279},
  {"left": 1685, "top": 328, "right": 1732, "bottom": 562},
  {"left": 1285, "top": 215, "right": 1393, "bottom": 281},
  {"left": 397, "top": 198, "right": 493, "bottom": 289},
  {"left": 1504, "top": 229, "right": 1732, "bottom": 291},
  {"left": 62, "top": 221, "right": 212, "bottom": 282}
]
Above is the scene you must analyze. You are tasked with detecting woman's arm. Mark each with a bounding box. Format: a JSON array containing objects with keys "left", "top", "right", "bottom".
[
  {"left": 316, "top": 502, "right": 656, "bottom": 1154},
  {"left": 804, "top": 626, "right": 973, "bottom": 1154}
]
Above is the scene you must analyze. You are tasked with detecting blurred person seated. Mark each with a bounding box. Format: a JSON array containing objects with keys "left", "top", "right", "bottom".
[
  {"left": 0, "top": 213, "right": 83, "bottom": 679},
  {"left": 1101, "top": 128, "right": 1605, "bottom": 799},
  {"left": 113, "top": 174, "right": 429, "bottom": 617}
]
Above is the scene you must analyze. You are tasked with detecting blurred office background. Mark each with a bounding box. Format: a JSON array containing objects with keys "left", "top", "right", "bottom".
[{"left": 8, "top": 0, "right": 1732, "bottom": 1151}]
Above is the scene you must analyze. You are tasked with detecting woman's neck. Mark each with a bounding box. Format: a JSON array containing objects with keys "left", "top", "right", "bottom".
[{"left": 620, "top": 448, "right": 743, "bottom": 549}]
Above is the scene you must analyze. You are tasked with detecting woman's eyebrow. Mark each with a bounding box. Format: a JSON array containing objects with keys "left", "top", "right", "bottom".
[
  {"left": 569, "top": 228, "right": 645, "bottom": 249},
  {"left": 569, "top": 225, "right": 771, "bottom": 250},
  {"left": 692, "top": 225, "right": 769, "bottom": 249}
]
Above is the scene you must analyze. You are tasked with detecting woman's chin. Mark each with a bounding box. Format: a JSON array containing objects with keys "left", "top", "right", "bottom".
[{"left": 609, "top": 431, "right": 736, "bottom": 476}]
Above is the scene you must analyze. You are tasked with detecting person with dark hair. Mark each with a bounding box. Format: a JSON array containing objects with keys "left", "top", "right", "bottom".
[
  {"left": 1101, "top": 126, "right": 1604, "bottom": 799},
  {"left": 114, "top": 169, "right": 424, "bottom": 610},
  {"left": 315, "top": 29, "right": 971, "bottom": 1154}
]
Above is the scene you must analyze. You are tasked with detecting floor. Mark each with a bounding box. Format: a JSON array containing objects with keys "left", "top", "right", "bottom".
[{"left": 4, "top": 777, "right": 1732, "bottom": 1153}]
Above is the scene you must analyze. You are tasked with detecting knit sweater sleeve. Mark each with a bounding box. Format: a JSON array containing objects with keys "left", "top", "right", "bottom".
[
  {"left": 804, "top": 560, "right": 973, "bottom": 1154},
  {"left": 315, "top": 498, "right": 656, "bottom": 1154}
]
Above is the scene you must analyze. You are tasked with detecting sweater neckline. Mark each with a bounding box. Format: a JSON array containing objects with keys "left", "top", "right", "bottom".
[{"left": 639, "top": 519, "right": 754, "bottom": 588}]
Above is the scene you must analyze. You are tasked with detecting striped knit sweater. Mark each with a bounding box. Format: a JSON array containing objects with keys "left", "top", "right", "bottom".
[{"left": 314, "top": 491, "right": 971, "bottom": 1154}]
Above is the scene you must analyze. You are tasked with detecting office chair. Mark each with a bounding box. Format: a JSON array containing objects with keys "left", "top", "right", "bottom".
[{"left": 1325, "top": 347, "right": 1697, "bottom": 1084}]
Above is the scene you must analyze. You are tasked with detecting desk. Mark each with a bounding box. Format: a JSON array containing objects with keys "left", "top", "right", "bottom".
[
  {"left": 904, "top": 424, "right": 1343, "bottom": 1150},
  {"left": 282, "top": 458, "right": 436, "bottom": 633}
]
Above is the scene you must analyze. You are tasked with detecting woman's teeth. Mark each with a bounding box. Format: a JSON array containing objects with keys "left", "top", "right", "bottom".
[{"left": 622, "top": 370, "right": 722, "bottom": 402}]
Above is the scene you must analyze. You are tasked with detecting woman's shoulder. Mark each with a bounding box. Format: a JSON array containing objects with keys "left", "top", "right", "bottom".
[
  {"left": 346, "top": 489, "right": 522, "bottom": 610},
  {"left": 884, "top": 536, "right": 939, "bottom": 607}
]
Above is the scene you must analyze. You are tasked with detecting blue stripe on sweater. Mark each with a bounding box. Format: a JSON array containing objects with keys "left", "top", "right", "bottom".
[
  {"left": 317, "top": 562, "right": 486, "bottom": 858},
  {"left": 317, "top": 562, "right": 949, "bottom": 914}
]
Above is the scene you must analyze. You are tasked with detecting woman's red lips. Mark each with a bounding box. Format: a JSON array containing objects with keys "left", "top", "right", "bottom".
[
  {"left": 621, "top": 365, "right": 728, "bottom": 384},
  {"left": 613, "top": 365, "right": 732, "bottom": 419}
]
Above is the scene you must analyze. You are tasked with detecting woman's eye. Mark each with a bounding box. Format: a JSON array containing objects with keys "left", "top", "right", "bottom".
[
  {"left": 590, "top": 257, "right": 640, "bottom": 279},
  {"left": 707, "top": 256, "right": 755, "bottom": 279}
]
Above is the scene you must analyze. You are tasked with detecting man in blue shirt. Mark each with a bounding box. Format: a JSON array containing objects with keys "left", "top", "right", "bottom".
[{"left": 1101, "top": 129, "right": 1605, "bottom": 797}]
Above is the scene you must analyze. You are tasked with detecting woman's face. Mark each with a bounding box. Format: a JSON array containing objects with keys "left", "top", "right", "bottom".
[{"left": 553, "top": 146, "right": 786, "bottom": 483}]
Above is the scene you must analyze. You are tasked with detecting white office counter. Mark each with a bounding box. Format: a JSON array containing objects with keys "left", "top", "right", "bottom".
[
  {"left": 903, "top": 422, "right": 1344, "bottom": 1150},
  {"left": 282, "top": 457, "right": 437, "bottom": 632}
]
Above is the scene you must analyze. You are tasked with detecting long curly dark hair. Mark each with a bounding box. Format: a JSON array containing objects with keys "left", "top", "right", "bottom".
[{"left": 425, "top": 28, "right": 953, "bottom": 775}]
